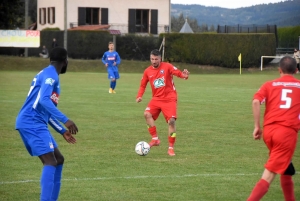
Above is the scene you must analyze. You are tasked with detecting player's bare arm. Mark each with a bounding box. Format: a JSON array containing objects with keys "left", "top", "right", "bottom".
[{"left": 252, "top": 99, "right": 262, "bottom": 140}]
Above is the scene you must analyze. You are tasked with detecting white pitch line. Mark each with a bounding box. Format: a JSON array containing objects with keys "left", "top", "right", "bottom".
[
  {"left": 0, "top": 173, "right": 261, "bottom": 185},
  {"left": 2, "top": 172, "right": 299, "bottom": 185}
]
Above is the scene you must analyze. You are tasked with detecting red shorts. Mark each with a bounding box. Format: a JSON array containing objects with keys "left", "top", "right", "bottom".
[
  {"left": 263, "top": 124, "right": 298, "bottom": 174},
  {"left": 145, "top": 99, "right": 177, "bottom": 122}
]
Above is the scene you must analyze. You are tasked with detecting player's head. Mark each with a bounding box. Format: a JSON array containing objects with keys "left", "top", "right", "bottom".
[
  {"left": 50, "top": 47, "right": 68, "bottom": 74},
  {"left": 150, "top": 49, "right": 161, "bottom": 68},
  {"left": 108, "top": 42, "right": 114, "bottom": 51},
  {"left": 279, "top": 56, "right": 297, "bottom": 75}
]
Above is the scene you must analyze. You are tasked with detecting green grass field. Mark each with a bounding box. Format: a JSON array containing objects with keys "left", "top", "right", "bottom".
[{"left": 0, "top": 64, "right": 299, "bottom": 200}]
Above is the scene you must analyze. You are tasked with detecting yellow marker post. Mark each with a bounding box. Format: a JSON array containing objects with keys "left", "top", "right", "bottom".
[{"left": 238, "top": 53, "right": 242, "bottom": 75}]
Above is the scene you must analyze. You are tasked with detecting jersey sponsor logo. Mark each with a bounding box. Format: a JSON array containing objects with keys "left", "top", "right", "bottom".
[
  {"left": 173, "top": 66, "right": 177, "bottom": 70},
  {"left": 153, "top": 76, "right": 165, "bottom": 89},
  {"left": 160, "top": 70, "right": 164, "bottom": 74},
  {"left": 45, "top": 78, "right": 55, "bottom": 86},
  {"left": 108, "top": 56, "right": 115, "bottom": 60},
  {"left": 272, "top": 82, "right": 300, "bottom": 88},
  {"left": 51, "top": 92, "right": 59, "bottom": 104}
]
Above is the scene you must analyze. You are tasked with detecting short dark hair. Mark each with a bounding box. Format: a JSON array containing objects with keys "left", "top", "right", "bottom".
[
  {"left": 150, "top": 49, "right": 161, "bottom": 57},
  {"left": 279, "top": 56, "right": 297, "bottom": 74},
  {"left": 50, "top": 47, "right": 67, "bottom": 62}
]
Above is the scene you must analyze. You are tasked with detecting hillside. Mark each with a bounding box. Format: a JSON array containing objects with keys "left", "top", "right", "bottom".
[{"left": 171, "top": 0, "right": 300, "bottom": 28}]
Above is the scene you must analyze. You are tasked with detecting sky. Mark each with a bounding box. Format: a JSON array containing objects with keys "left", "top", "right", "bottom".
[{"left": 170, "top": 0, "right": 287, "bottom": 9}]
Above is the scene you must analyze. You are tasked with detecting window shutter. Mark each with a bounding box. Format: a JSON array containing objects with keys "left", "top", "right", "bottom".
[
  {"left": 150, "top": 10, "right": 158, "bottom": 34},
  {"left": 39, "top": 8, "right": 41, "bottom": 24},
  {"left": 101, "top": 8, "right": 108, "bottom": 25},
  {"left": 128, "top": 9, "right": 136, "bottom": 33},
  {"left": 48, "top": 7, "right": 50, "bottom": 24},
  {"left": 78, "top": 7, "right": 86, "bottom": 25}
]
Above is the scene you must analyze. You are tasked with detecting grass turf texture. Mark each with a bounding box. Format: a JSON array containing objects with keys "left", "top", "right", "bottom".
[{"left": 0, "top": 56, "right": 299, "bottom": 200}]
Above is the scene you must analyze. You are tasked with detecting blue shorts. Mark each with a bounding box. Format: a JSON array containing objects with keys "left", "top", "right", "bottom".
[
  {"left": 17, "top": 127, "right": 58, "bottom": 156},
  {"left": 107, "top": 67, "right": 120, "bottom": 80}
]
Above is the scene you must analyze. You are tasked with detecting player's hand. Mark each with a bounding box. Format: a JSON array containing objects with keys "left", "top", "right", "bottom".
[
  {"left": 105, "top": 63, "right": 108, "bottom": 67},
  {"left": 136, "top": 97, "right": 142, "bottom": 103},
  {"left": 113, "top": 62, "right": 116, "bottom": 66},
  {"left": 252, "top": 127, "right": 262, "bottom": 140},
  {"left": 182, "top": 69, "right": 190, "bottom": 78},
  {"left": 62, "top": 130, "right": 76, "bottom": 144},
  {"left": 65, "top": 119, "right": 78, "bottom": 134}
]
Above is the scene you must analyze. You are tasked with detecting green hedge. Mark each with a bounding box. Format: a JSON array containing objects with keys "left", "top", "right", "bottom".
[
  {"left": 277, "top": 26, "right": 300, "bottom": 48},
  {"left": 116, "top": 34, "right": 159, "bottom": 61},
  {"left": 162, "top": 33, "right": 276, "bottom": 68},
  {"left": 0, "top": 30, "right": 276, "bottom": 68}
]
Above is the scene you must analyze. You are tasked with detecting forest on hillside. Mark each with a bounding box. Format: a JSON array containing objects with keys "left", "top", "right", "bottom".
[{"left": 171, "top": 0, "right": 300, "bottom": 31}]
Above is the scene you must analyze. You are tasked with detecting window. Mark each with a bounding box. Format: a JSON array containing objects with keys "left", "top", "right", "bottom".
[
  {"left": 129, "top": 9, "right": 158, "bottom": 34},
  {"left": 136, "top": 9, "right": 149, "bottom": 33},
  {"left": 78, "top": 7, "right": 108, "bottom": 25},
  {"left": 39, "top": 8, "right": 46, "bottom": 25},
  {"left": 48, "top": 7, "right": 55, "bottom": 24}
]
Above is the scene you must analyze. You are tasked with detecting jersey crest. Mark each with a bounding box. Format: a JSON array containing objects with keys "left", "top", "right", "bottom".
[
  {"left": 45, "top": 78, "right": 55, "bottom": 85},
  {"left": 153, "top": 77, "right": 165, "bottom": 89}
]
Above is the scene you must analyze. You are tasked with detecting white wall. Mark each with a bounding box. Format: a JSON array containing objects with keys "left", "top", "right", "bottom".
[
  {"left": 38, "top": 0, "right": 64, "bottom": 30},
  {"left": 37, "top": 0, "right": 170, "bottom": 34}
]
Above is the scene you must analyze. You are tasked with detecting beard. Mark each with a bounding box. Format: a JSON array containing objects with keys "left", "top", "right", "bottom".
[
  {"left": 60, "top": 60, "right": 68, "bottom": 74},
  {"left": 152, "top": 62, "right": 160, "bottom": 68}
]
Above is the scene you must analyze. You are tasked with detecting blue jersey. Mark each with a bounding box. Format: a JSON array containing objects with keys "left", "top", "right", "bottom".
[
  {"left": 102, "top": 51, "right": 121, "bottom": 70},
  {"left": 16, "top": 65, "right": 68, "bottom": 135}
]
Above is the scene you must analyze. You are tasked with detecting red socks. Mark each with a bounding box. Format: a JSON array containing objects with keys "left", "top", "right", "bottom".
[
  {"left": 148, "top": 126, "right": 157, "bottom": 138},
  {"left": 168, "top": 133, "right": 176, "bottom": 147},
  {"left": 247, "top": 179, "right": 270, "bottom": 201},
  {"left": 280, "top": 175, "right": 295, "bottom": 201}
]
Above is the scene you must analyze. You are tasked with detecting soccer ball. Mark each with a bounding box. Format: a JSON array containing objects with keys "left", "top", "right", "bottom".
[{"left": 135, "top": 141, "right": 150, "bottom": 156}]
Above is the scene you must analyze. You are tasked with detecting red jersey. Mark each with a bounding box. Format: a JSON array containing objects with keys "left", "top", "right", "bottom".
[
  {"left": 136, "top": 62, "right": 187, "bottom": 100},
  {"left": 253, "top": 75, "right": 300, "bottom": 130}
]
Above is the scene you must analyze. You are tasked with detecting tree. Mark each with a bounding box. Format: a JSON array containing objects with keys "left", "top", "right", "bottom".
[
  {"left": 0, "top": 0, "right": 24, "bottom": 29},
  {"left": 29, "top": 0, "right": 37, "bottom": 23},
  {"left": 209, "top": 25, "right": 215, "bottom": 32}
]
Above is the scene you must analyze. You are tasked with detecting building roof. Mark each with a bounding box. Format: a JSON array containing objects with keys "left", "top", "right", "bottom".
[
  {"left": 68, "top": 25, "right": 110, "bottom": 31},
  {"left": 179, "top": 19, "right": 194, "bottom": 33},
  {"left": 109, "top": 30, "right": 121, "bottom": 35}
]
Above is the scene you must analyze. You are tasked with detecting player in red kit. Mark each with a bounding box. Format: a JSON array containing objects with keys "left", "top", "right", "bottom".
[
  {"left": 136, "top": 49, "right": 189, "bottom": 156},
  {"left": 247, "top": 56, "right": 299, "bottom": 201}
]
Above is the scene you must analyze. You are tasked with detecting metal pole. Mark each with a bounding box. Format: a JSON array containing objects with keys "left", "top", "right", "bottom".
[
  {"left": 113, "top": 35, "right": 116, "bottom": 51},
  {"left": 24, "top": 0, "right": 29, "bottom": 57},
  {"left": 162, "top": 37, "right": 165, "bottom": 61},
  {"left": 64, "top": 0, "right": 67, "bottom": 49}
]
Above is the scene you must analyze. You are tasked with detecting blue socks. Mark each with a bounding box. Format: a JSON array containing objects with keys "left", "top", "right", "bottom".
[
  {"left": 40, "top": 165, "right": 55, "bottom": 201},
  {"left": 110, "top": 81, "right": 117, "bottom": 90},
  {"left": 51, "top": 164, "right": 63, "bottom": 201},
  {"left": 40, "top": 165, "right": 64, "bottom": 201}
]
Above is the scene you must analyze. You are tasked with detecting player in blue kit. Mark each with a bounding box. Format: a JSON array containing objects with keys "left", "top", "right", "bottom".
[
  {"left": 15, "top": 47, "right": 78, "bottom": 201},
  {"left": 101, "top": 41, "right": 121, "bottom": 93}
]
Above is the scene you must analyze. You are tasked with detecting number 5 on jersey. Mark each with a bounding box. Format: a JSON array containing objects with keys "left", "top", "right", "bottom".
[{"left": 280, "top": 89, "right": 292, "bottom": 109}]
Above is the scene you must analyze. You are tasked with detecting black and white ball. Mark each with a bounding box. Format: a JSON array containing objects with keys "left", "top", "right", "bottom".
[{"left": 135, "top": 141, "right": 150, "bottom": 156}]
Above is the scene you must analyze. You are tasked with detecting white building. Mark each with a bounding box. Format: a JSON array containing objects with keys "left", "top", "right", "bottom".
[{"left": 37, "top": 0, "right": 171, "bottom": 35}]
